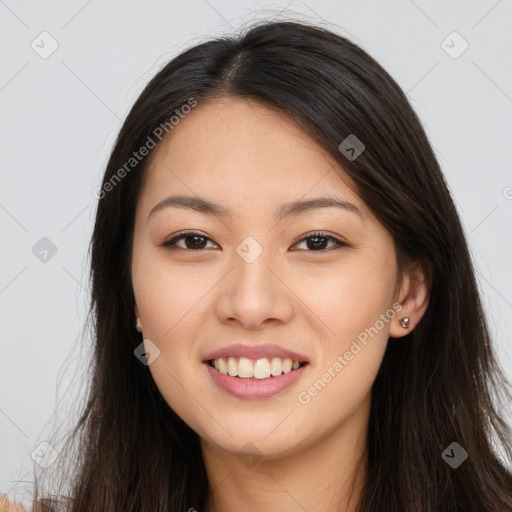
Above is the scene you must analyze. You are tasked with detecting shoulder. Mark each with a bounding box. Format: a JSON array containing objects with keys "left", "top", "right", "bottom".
[{"left": 0, "top": 493, "right": 29, "bottom": 512}]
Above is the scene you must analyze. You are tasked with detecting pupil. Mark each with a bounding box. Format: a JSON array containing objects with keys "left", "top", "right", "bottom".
[
  {"left": 308, "top": 236, "right": 327, "bottom": 250},
  {"left": 186, "top": 235, "right": 206, "bottom": 249},
  {"left": 183, "top": 235, "right": 328, "bottom": 250}
]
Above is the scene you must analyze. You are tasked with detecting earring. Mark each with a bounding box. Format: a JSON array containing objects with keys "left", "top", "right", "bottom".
[
  {"left": 135, "top": 318, "right": 142, "bottom": 332},
  {"left": 400, "top": 317, "right": 411, "bottom": 329}
]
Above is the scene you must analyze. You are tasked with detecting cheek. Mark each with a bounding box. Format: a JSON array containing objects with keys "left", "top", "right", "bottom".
[
  {"left": 132, "top": 256, "right": 214, "bottom": 338},
  {"left": 132, "top": 257, "right": 214, "bottom": 407},
  {"left": 298, "top": 252, "right": 397, "bottom": 347},
  {"left": 295, "top": 266, "right": 393, "bottom": 431},
  {"left": 132, "top": 263, "right": 209, "bottom": 433},
  {"left": 295, "top": 248, "right": 396, "bottom": 409}
]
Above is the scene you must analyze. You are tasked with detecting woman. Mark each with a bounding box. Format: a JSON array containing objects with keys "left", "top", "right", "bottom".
[{"left": 31, "top": 20, "right": 512, "bottom": 511}]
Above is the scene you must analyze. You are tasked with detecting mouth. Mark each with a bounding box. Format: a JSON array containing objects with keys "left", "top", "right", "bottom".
[
  {"left": 206, "top": 356, "right": 309, "bottom": 380},
  {"left": 202, "top": 344, "right": 310, "bottom": 398}
]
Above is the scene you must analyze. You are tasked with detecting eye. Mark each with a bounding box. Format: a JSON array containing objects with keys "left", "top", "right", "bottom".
[
  {"left": 161, "top": 231, "right": 218, "bottom": 251},
  {"left": 161, "top": 230, "right": 348, "bottom": 252},
  {"left": 291, "top": 231, "right": 348, "bottom": 252}
]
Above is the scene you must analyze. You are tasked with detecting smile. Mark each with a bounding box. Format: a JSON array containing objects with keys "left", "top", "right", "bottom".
[
  {"left": 208, "top": 356, "right": 307, "bottom": 379},
  {"left": 205, "top": 357, "right": 309, "bottom": 399}
]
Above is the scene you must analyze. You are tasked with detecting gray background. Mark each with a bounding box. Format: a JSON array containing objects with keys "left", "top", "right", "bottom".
[{"left": 1, "top": 0, "right": 511, "bottom": 504}]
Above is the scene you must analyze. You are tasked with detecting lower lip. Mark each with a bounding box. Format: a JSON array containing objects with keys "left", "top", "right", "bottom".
[{"left": 204, "top": 362, "right": 308, "bottom": 399}]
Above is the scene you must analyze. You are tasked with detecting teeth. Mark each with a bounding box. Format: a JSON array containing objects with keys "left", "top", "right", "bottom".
[
  {"left": 227, "top": 356, "right": 238, "bottom": 377},
  {"left": 218, "top": 357, "right": 228, "bottom": 374},
  {"left": 282, "top": 359, "right": 293, "bottom": 373},
  {"left": 254, "top": 359, "right": 271, "bottom": 379},
  {"left": 270, "top": 357, "right": 283, "bottom": 376},
  {"left": 238, "top": 357, "right": 253, "bottom": 378},
  {"left": 211, "top": 356, "right": 304, "bottom": 379}
]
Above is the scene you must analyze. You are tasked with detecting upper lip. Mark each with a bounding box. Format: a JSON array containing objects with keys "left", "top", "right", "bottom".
[{"left": 203, "top": 343, "right": 309, "bottom": 363}]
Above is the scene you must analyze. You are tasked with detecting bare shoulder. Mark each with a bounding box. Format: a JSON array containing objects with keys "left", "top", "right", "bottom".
[{"left": 0, "top": 494, "right": 29, "bottom": 512}]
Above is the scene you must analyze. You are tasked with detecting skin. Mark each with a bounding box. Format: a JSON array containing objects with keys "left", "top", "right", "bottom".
[{"left": 131, "top": 97, "right": 429, "bottom": 511}]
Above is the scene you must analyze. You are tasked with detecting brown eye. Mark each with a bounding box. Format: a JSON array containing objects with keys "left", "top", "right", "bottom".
[
  {"left": 292, "top": 231, "right": 348, "bottom": 252},
  {"left": 162, "top": 231, "right": 217, "bottom": 251},
  {"left": 161, "top": 230, "right": 348, "bottom": 252}
]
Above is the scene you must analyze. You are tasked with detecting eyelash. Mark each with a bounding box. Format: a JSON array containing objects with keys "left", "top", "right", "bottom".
[{"left": 161, "top": 230, "right": 349, "bottom": 252}]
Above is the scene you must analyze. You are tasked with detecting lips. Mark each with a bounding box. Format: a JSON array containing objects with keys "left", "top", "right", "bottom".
[
  {"left": 202, "top": 343, "right": 309, "bottom": 364},
  {"left": 202, "top": 343, "right": 310, "bottom": 399},
  {"left": 204, "top": 359, "right": 308, "bottom": 399}
]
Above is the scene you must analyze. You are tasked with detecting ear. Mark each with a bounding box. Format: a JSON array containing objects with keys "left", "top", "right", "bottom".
[
  {"left": 134, "top": 303, "right": 142, "bottom": 331},
  {"left": 389, "top": 261, "right": 430, "bottom": 339}
]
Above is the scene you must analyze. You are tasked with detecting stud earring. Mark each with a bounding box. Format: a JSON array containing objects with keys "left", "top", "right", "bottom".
[
  {"left": 135, "top": 318, "right": 142, "bottom": 332},
  {"left": 400, "top": 317, "right": 411, "bottom": 329}
]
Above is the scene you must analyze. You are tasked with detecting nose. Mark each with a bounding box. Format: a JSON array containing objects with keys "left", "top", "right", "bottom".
[{"left": 214, "top": 244, "right": 295, "bottom": 330}]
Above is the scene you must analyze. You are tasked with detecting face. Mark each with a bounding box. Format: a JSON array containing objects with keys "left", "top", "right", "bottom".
[{"left": 131, "top": 97, "right": 403, "bottom": 459}]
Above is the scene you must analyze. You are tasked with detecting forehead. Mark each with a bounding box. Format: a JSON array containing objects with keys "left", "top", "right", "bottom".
[{"left": 138, "top": 97, "right": 365, "bottom": 217}]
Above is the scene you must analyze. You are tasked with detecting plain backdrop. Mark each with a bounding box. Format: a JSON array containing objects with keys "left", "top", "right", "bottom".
[{"left": 1, "top": 0, "right": 511, "bottom": 504}]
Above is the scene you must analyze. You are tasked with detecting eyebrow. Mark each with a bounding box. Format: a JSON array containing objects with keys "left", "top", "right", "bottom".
[{"left": 147, "top": 194, "right": 363, "bottom": 222}]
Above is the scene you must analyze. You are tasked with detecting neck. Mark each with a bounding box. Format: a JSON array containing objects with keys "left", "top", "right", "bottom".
[{"left": 201, "top": 404, "right": 369, "bottom": 512}]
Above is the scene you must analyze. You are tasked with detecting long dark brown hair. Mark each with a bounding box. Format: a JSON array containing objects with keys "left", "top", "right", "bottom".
[{"left": 31, "top": 20, "right": 512, "bottom": 511}]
